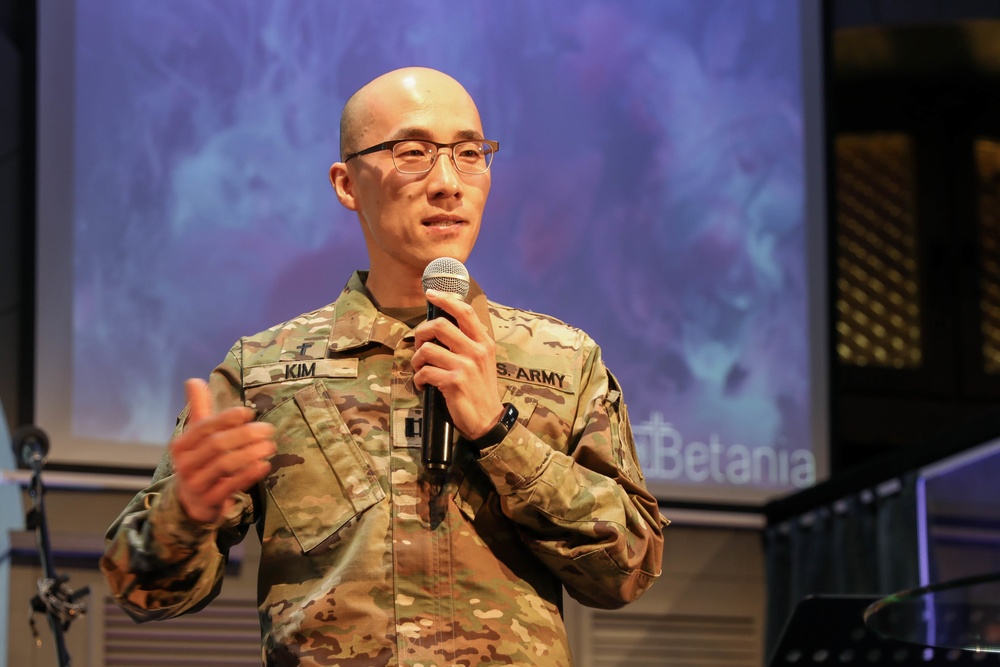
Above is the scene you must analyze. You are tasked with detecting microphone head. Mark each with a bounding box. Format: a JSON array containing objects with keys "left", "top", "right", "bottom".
[
  {"left": 422, "top": 257, "right": 470, "bottom": 298},
  {"left": 12, "top": 425, "right": 50, "bottom": 467}
]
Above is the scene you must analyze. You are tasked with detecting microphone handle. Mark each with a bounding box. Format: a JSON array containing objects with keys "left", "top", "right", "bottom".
[{"left": 421, "top": 302, "right": 458, "bottom": 473}]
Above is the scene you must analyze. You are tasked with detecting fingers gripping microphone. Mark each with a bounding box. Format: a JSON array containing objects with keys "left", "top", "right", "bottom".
[{"left": 421, "top": 257, "right": 470, "bottom": 474}]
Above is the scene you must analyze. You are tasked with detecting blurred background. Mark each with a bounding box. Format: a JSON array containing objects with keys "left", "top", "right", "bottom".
[{"left": 4, "top": 0, "right": 1000, "bottom": 665}]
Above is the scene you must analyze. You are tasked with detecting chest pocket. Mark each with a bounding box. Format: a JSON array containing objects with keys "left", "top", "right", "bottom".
[{"left": 259, "top": 381, "right": 385, "bottom": 552}]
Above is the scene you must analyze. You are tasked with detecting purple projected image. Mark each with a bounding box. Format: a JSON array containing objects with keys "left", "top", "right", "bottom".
[{"left": 70, "top": 0, "right": 817, "bottom": 498}]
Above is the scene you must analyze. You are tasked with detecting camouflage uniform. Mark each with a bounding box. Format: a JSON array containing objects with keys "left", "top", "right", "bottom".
[{"left": 102, "top": 272, "right": 666, "bottom": 667}]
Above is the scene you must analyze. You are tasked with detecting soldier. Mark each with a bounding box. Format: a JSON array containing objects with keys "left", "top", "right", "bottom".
[{"left": 102, "top": 66, "right": 666, "bottom": 666}]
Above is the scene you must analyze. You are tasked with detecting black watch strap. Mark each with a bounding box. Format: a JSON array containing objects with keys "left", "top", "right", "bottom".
[{"left": 468, "top": 403, "right": 519, "bottom": 451}]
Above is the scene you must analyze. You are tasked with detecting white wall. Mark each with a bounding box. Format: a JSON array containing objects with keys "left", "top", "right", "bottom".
[
  {"left": 0, "top": 407, "right": 24, "bottom": 667},
  {"left": 6, "top": 487, "right": 767, "bottom": 667}
]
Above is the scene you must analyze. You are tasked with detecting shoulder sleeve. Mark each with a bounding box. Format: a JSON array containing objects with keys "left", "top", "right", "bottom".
[
  {"left": 100, "top": 344, "right": 255, "bottom": 622},
  {"left": 476, "top": 339, "right": 668, "bottom": 609}
]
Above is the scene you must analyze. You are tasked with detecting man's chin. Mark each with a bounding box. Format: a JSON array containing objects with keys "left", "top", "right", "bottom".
[{"left": 418, "top": 245, "right": 474, "bottom": 266}]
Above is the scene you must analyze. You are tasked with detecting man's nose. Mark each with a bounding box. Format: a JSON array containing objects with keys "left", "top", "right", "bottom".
[{"left": 426, "top": 149, "right": 463, "bottom": 195}]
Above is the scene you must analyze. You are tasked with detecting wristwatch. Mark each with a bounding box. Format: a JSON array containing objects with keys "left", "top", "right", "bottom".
[{"left": 468, "top": 403, "right": 519, "bottom": 451}]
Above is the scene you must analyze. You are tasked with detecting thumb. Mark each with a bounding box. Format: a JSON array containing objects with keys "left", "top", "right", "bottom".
[{"left": 184, "top": 378, "right": 213, "bottom": 424}]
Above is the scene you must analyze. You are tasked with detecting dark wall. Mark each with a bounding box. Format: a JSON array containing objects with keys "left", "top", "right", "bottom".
[
  {"left": 828, "top": 2, "right": 1000, "bottom": 470},
  {"left": 833, "top": 0, "right": 1000, "bottom": 27},
  {"left": 0, "top": 0, "right": 32, "bottom": 434}
]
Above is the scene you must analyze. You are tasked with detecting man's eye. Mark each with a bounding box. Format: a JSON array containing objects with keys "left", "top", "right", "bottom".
[{"left": 395, "top": 142, "right": 432, "bottom": 158}]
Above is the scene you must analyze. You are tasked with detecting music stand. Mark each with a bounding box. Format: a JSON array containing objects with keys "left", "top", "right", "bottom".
[{"left": 768, "top": 594, "right": 1000, "bottom": 665}]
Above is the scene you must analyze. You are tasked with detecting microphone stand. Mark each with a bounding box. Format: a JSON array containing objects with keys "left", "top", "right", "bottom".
[{"left": 16, "top": 426, "right": 89, "bottom": 667}]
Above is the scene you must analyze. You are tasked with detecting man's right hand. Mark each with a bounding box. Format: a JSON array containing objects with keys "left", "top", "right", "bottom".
[{"left": 169, "top": 379, "right": 276, "bottom": 524}]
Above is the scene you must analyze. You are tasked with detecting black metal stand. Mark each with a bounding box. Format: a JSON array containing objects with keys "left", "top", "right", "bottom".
[
  {"left": 14, "top": 425, "right": 89, "bottom": 667},
  {"left": 769, "top": 595, "right": 1000, "bottom": 666}
]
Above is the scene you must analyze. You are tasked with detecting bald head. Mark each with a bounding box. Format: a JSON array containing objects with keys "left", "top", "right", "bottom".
[
  {"left": 339, "top": 67, "right": 482, "bottom": 160},
  {"left": 328, "top": 66, "right": 492, "bottom": 305}
]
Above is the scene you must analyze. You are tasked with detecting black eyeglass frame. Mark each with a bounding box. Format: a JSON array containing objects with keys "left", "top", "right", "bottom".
[{"left": 343, "top": 138, "right": 500, "bottom": 174}]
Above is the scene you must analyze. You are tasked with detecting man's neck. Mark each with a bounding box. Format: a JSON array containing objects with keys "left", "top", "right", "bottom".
[{"left": 363, "top": 269, "right": 425, "bottom": 308}]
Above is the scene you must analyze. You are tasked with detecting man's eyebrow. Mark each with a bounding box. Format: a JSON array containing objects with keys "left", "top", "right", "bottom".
[
  {"left": 388, "top": 127, "right": 485, "bottom": 141},
  {"left": 454, "top": 129, "right": 486, "bottom": 141}
]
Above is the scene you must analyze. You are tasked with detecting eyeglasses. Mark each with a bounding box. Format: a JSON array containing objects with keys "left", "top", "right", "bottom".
[{"left": 344, "top": 138, "right": 499, "bottom": 175}]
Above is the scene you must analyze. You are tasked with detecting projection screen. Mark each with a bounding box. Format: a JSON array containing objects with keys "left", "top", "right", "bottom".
[{"left": 35, "top": 0, "right": 829, "bottom": 505}]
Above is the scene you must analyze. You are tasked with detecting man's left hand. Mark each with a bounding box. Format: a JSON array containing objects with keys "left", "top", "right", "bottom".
[{"left": 412, "top": 290, "right": 504, "bottom": 440}]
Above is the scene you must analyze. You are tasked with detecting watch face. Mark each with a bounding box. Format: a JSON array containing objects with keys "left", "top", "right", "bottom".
[{"left": 501, "top": 403, "right": 519, "bottom": 428}]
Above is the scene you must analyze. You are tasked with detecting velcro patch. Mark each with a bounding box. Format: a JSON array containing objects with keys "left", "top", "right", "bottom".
[
  {"left": 393, "top": 407, "right": 423, "bottom": 449},
  {"left": 244, "top": 359, "right": 359, "bottom": 387},
  {"left": 495, "top": 362, "right": 574, "bottom": 393}
]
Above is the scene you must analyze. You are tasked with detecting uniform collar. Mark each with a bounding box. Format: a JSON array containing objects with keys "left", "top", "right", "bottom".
[{"left": 328, "top": 271, "right": 494, "bottom": 353}]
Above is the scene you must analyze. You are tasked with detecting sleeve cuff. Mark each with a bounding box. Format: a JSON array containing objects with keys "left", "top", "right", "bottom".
[
  {"left": 148, "top": 479, "right": 219, "bottom": 547},
  {"left": 476, "top": 422, "right": 554, "bottom": 495}
]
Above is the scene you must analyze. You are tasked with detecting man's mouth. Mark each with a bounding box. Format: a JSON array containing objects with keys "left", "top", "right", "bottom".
[{"left": 422, "top": 217, "right": 464, "bottom": 228}]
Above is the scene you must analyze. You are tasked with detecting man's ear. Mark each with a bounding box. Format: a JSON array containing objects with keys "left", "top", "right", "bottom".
[{"left": 329, "top": 162, "right": 358, "bottom": 211}]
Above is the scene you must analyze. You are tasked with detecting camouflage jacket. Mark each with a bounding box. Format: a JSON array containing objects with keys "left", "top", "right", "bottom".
[{"left": 102, "top": 272, "right": 666, "bottom": 667}]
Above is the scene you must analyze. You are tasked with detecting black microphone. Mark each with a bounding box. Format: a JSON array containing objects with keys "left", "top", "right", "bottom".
[
  {"left": 421, "top": 257, "right": 471, "bottom": 474},
  {"left": 12, "top": 425, "right": 50, "bottom": 471}
]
